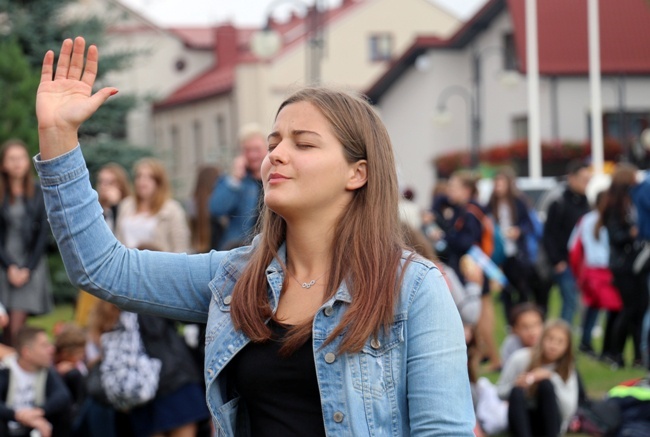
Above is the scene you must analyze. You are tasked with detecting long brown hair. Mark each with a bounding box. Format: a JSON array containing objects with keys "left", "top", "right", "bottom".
[
  {"left": 192, "top": 165, "right": 220, "bottom": 253},
  {"left": 132, "top": 158, "right": 171, "bottom": 214},
  {"left": 488, "top": 166, "right": 519, "bottom": 224},
  {"left": 97, "top": 163, "right": 131, "bottom": 207},
  {"left": 528, "top": 319, "right": 574, "bottom": 382},
  {"left": 596, "top": 163, "right": 637, "bottom": 235},
  {"left": 230, "top": 87, "right": 406, "bottom": 354},
  {"left": 0, "top": 139, "right": 35, "bottom": 203}
]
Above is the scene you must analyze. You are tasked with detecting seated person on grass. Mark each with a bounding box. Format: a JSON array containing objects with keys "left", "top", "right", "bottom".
[
  {"left": 500, "top": 303, "right": 544, "bottom": 365},
  {"left": 0, "top": 326, "right": 72, "bottom": 437}
]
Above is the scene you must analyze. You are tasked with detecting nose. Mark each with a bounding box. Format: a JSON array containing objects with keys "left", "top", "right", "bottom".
[{"left": 268, "top": 141, "right": 289, "bottom": 166}]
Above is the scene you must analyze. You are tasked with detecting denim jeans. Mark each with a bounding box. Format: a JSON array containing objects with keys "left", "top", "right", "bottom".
[{"left": 554, "top": 268, "right": 579, "bottom": 324}]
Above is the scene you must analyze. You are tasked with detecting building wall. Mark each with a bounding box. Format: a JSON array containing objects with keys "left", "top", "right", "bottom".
[
  {"left": 153, "top": 95, "right": 236, "bottom": 199},
  {"left": 238, "top": 0, "right": 461, "bottom": 135}
]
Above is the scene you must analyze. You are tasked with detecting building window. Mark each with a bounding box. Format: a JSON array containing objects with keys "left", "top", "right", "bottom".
[
  {"left": 503, "top": 33, "right": 518, "bottom": 71},
  {"left": 512, "top": 116, "right": 528, "bottom": 140},
  {"left": 215, "top": 115, "right": 227, "bottom": 147},
  {"left": 193, "top": 120, "right": 203, "bottom": 166},
  {"left": 369, "top": 33, "right": 393, "bottom": 62},
  {"left": 170, "top": 125, "right": 181, "bottom": 176},
  {"left": 602, "top": 111, "right": 650, "bottom": 142}
]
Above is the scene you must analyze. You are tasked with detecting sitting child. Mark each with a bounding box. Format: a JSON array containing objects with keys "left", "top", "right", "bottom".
[{"left": 500, "top": 303, "right": 544, "bottom": 365}]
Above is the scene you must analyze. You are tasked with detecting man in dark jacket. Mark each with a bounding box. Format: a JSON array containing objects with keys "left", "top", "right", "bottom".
[
  {"left": 543, "top": 161, "right": 592, "bottom": 324},
  {"left": 0, "top": 327, "right": 71, "bottom": 437}
]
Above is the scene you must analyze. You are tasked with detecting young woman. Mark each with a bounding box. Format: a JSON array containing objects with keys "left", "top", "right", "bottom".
[
  {"left": 497, "top": 320, "right": 578, "bottom": 437},
  {"left": 96, "top": 163, "right": 131, "bottom": 234},
  {"left": 602, "top": 164, "right": 647, "bottom": 368},
  {"left": 487, "top": 168, "right": 535, "bottom": 321},
  {"left": 568, "top": 191, "right": 621, "bottom": 360},
  {"left": 0, "top": 140, "right": 52, "bottom": 346},
  {"left": 116, "top": 158, "right": 190, "bottom": 253},
  {"left": 34, "top": 38, "right": 474, "bottom": 435}
]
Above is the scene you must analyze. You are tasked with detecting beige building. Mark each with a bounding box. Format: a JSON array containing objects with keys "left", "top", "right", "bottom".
[{"left": 151, "top": 0, "right": 461, "bottom": 199}]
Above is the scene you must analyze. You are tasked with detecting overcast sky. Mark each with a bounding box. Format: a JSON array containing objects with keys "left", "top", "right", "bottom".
[{"left": 120, "top": 0, "right": 488, "bottom": 27}]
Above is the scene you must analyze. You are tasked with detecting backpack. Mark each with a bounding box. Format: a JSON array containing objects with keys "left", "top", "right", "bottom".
[
  {"left": 100, "top": 312, "right": 162, "bottom": 411},
  {"left": 461, "top": 203, "right": 506, "bottom": 265}
]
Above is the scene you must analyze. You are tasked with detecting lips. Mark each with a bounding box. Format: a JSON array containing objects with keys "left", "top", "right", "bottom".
[{"left": 268, "top": 172, "right": 289, "bottom": 181}]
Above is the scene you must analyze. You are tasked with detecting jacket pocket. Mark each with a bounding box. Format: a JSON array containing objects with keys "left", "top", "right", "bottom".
[{"left": 348, "top": 320, "right": 404, "bottom": 399}]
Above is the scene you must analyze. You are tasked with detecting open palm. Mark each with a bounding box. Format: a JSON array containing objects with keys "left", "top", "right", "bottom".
[{"left": 36, "top": 37, "right": 115, "bottom": 134}]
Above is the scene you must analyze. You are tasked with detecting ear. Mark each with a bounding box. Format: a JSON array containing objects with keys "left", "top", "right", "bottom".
[{"left": 346, "top": 160, "right": 367, "bottom": 191}]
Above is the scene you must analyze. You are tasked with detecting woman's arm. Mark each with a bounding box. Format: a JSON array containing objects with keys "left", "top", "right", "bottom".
[
  {"left": 406, "top": 267, "right": 475, "bottom": 435},
  {"left": 35, "top": 147, "right": 217, "bottom": 322},
  {"left": 34, "top": 38, "right": 219, "bottom": 322}
]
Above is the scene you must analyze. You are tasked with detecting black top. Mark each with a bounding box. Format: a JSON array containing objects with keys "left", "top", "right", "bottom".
[
  {"left": 226, "top": 319, "right": 326, "bottom": 437},
  {"left": 542, "top": 188, "right": 590, "bottom": 266}
]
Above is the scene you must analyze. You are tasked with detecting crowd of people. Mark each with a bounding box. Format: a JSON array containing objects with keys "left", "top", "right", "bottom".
[{"left": 0, "top": 36, "right": 648, "bottom": 436}]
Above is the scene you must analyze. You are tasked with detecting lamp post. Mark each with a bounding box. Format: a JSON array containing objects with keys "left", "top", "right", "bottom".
[
  {"left": 435, "top": 85, "right": 477, "bottom": 168},
  {"left": 250, "top": 0, "right": 326, "bottom": 85},
  {"left": 434, "top": 45, "right": 512, "bottom": 170}
]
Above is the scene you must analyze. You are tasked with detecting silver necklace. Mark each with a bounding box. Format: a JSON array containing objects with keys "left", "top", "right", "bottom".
[{"left": 287, "top": 269, "right": 327, "bottom": 289}]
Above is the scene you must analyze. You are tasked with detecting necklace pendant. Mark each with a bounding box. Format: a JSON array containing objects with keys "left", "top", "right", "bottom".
[{"left": 302, "top": 280, "right": 316, "bottom": 289}]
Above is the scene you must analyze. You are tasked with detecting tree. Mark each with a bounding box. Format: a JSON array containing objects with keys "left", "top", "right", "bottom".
[
  {"left": 0, "top": 0, "right": 155, "bottom": 302},
  {"left": 0, "top": 39, "right": 40, "bottom": 152}
]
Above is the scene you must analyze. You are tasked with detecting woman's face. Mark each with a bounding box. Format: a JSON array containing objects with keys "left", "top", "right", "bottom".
[
  {"left": 1, "top": 145, "right": 31, "bottom": 180},
  {"left": 134, "top": 165, "right": 157, "bottom": 201},
  {"left": 542, "top": 327, "right": 569, "bottom": 363},
  {"left": 493, "top": 175, "right": 509, "bottom": 197},
  {"left": 261, "top": 101, "right": 364, "bottom": 220}
]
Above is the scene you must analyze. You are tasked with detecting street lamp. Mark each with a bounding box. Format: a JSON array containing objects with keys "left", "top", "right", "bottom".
[
  {"left": 434, "top": 85, "right": 478, "bottom": 168},
  {"left": 250, "top": 0, "right": 326, "bottom": 85},
  {"left": 434, "top": 45, "right": 512, "bottom": 170}
]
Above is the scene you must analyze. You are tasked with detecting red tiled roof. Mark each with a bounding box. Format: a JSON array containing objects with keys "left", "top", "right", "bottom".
[
  {"left": 155, "top": 0, "right": 364, "bottom": 109},
  {"left": 367, "top": 0, "right": 650, "bottom": 103},
  {"left": 154, "top": 67, "right": 234, "bottom": 110},
  {"left": 168, "top": 27, "right": 216, "bottom": 50},
  {"left": 507, "top": 0, "right": 650, "bottom": 74}
]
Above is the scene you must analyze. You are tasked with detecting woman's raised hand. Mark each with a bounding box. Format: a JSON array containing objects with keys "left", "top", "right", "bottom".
[{"left": 36, "top": 37, "right": 117, "bottom": 160}]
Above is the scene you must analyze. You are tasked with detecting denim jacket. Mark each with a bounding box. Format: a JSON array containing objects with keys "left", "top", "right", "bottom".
[{"left": 35, "top": 146, "right": 475, "bottom": 436}]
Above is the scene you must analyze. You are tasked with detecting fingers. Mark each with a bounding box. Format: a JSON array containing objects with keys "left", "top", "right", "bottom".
[
  {"left": 40, "top": 50, "right": 54, "bottom": 83},
  {"left": 54, "top": 38, "right": 74, "bottom": 80},
  {"left": 67, "top": 37, "right": 86, "bottom": 80},
  {"left": 81, "top": 44, "right": 99, "bottom": 88}
]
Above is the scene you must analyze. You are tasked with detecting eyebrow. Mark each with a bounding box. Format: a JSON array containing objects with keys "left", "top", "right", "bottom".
[{"left": 267, "top": 129, "right": 322, "bottom": 142}]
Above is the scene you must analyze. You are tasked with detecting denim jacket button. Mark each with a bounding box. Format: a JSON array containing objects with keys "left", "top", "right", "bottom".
[
  {"left": 333, "top": 411, "right": 344, "bottom": 423},
  {"left": 323, "top": 306, "right": 334, "bottom": 317},
  {"left": 223, "top": 295, "right": 232, "bottom": 305},
  {"left": 370, "top": 338, "right": 381, "bottom": 349},
  {"left": 324, "top": 352, "right": 336, "bottom": 364}
]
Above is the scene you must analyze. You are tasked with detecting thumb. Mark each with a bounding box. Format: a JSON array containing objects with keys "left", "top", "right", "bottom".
[{"left": 87, "top": 87, "right": 118, "bottom": 112}]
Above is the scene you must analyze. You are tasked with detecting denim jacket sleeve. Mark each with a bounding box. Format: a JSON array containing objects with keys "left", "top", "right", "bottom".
[
  {"left": 34, "top": 146, "right": 218, "bottom": 323},
  {"left": 406, "top": 266, "right": 475, "bottom": 435}
]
